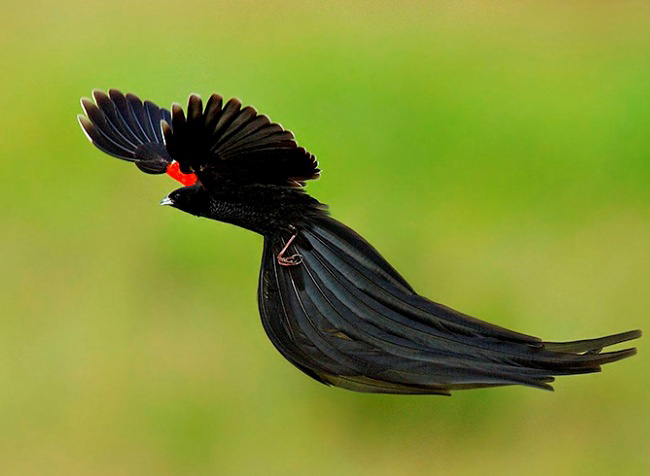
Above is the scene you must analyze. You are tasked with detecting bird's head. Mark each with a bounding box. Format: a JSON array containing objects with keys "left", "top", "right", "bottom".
[
  {"left": 161, "top": 162, "right": 209, "bottom": 217},
  {"left": 160, "top": 183, "right": 212, "bottom": 217}
]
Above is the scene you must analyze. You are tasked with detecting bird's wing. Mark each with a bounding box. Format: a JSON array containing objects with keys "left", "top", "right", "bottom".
[
  {"left": 259, "top": 216, "right": 640, "bottom": 395},
  {"left": 161, "top": 94, "right": 320, "bottom": 188},
  {"left": 78, "top": 89, "right": 173, "bottom": 174}
]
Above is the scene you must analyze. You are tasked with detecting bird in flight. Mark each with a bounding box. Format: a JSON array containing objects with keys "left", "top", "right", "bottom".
[{"left": 78, "top": 89, "right": 641, "bottom": 395}]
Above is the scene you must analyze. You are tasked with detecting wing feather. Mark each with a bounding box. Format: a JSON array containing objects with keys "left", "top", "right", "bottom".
[
  {"left": 109, "top": 90, "right": 149, "bottom": 143},
  {"left": 78, "top": 89, "right": 173, "bottom": 174},
  {"left": 162, "top": 94, "right": 320, "bottom": 187}
]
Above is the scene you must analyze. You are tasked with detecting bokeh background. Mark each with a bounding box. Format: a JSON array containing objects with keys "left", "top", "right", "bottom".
[{"left": 1, "top": 1, "right": 649, "bottom": 474}]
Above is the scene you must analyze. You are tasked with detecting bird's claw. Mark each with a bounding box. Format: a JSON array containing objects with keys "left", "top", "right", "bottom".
[
  {"left": 277, "top": 253, "right": 303, "bottom": 266},
  {"left": 277, "top": 230, "right": 303, "bottom": 267}
]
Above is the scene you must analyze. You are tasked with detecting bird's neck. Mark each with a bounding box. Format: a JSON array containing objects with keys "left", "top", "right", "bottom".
[{"left": 205, "top": 185, "right": 327, "bottom": 236}]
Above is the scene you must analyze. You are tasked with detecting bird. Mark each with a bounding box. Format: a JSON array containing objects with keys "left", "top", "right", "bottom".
[{"left": 78, "top": 89, "right": 641, "bottom": 395}]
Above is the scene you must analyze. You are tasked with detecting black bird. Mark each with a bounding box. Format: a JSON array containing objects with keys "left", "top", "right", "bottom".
[{"left": 78, "top": 89, "right": 641, "bottom": 395}]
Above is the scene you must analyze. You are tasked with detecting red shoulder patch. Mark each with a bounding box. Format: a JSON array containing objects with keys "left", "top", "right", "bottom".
[{"left": 166, "top": 161, "right": 198, "bottom": 186}]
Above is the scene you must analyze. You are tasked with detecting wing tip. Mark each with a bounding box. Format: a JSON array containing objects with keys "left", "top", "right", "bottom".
[
  {"left": 80, "top": 96, "right": 95, "bottom": 116},
  {"left": 171, "top": 102, "right": 185, "bottom": 118},
  {"left": 107, "top": 88, "right": 125, "bottom": 100},
  {"left": 77, "top": 114, "right": 94, "bottom": 143},
  {"left": 161, "top": 120, "right": 172, "bottom": 145},
  {"left": 91, "top": 89, "right": 109, "bottom": 103},
  {"left": 187, "top": 93, "right": 204, "bottom": 121},
  {"left": 127, "top": 92, "right": 145, "bottom": 104}
]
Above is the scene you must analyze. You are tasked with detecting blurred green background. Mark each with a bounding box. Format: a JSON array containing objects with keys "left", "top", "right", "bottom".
[{"left": 1, "top": 1, "right": 648, "bottom": 474}]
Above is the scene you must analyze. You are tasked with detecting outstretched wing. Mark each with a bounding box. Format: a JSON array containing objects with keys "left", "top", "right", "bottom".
[
  {"left": 78, "top": 89, "right": 173, "bottom": 174},
  {"left": 162, "top": 94, "right": 320, "bottom": 188}
]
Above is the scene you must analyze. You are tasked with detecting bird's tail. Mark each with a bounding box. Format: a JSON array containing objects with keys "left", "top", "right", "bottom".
[
  {"left": 543, "top": 330, "right": 641, "bottom": 361},
  {"left": 258, "top": 215, "right": 641, "bottom": 395}
]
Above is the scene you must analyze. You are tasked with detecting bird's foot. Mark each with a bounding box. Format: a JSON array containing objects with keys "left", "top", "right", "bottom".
[
  {"left": 277, "top": 253, "right": 303, "bottom": 266},
  {"left": 277, "top": 231, "right": 303, "bottom": 267}
]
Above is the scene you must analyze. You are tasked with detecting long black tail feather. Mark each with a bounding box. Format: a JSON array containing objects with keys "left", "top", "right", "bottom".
[
  {"left": 543, "top": 330, "right": 641, "bottom": 354},
  {"left": 258, "top": 215, "right": 641, "bottom": 395}
]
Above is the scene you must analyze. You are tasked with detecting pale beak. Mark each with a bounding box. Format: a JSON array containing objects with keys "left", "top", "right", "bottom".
[{"left": 160, "top": 196, "right": 174, "bottom": 206}]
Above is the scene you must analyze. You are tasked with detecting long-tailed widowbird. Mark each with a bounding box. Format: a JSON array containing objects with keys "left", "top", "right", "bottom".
[{"left": 78, "top": 90, "right": 641, "bottom": 395}]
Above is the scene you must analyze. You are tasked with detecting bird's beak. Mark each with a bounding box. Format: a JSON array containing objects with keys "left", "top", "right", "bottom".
[{"left": 160, "top": 196, "right": 174, "bottom": 206}]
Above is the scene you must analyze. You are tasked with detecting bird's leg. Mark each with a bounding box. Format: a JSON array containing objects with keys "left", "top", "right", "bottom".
[{"left": 277, "top": 229, "right": 303, "bottom": 267}]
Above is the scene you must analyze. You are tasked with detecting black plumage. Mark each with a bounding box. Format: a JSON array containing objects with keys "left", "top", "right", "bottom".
[{"left": 78, "top": 89, "right": 641, "bottom": 395}]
